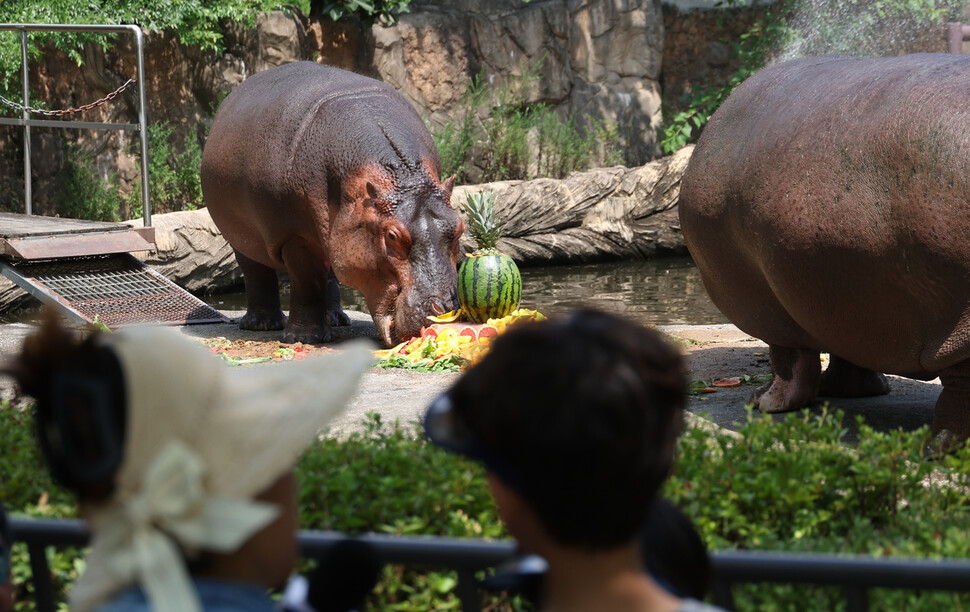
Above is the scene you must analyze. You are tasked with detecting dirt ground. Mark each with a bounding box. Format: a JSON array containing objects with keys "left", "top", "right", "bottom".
[{"left": 0, "top": 311, "right": 942, "bottom": 441}]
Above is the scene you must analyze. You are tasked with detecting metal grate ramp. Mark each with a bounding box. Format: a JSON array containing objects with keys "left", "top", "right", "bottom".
[{"left": 0, "top": 254, "right": 229, "bottom": 328}]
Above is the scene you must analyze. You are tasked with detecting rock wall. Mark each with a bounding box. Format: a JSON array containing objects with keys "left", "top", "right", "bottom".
[
  {"left": 370, "top": 0, "right": 665, "bottom": 167},
  {"left": 661, "top": 4, "right": 767, "bottom": 116},
  {"left": 660, "top": 4, "right": 950, "bottom": 117}
]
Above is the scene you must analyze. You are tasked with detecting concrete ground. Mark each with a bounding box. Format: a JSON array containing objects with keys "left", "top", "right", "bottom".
[{"left": 0, "top": 311, "right": 941, "bottom": 442}]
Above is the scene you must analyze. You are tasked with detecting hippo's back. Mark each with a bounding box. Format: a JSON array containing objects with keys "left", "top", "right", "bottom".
[
  {"left": 679, "top": 54, "right": 970, "bottom": 376},
  {"left": 203, "top": 62, "right": 437, "bottom": 193}
]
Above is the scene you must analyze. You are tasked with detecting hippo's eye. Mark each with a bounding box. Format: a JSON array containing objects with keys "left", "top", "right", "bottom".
[{"left": 385, "top": 225, "right": 411, "bottom": 259}]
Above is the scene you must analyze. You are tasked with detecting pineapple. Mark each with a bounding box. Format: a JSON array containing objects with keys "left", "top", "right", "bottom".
[
  {"left": 463, "top": 191, "right": 504, "bottom": 254},
  {"left": 457, "top": 191, "right": 522, "bottom": 323}
]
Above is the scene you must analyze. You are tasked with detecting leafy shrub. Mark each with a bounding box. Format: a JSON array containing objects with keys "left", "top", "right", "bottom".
[
  {"left": 308, "top": 0, "right": 412, "bottom": 25},
  {"left": 298, "top": 413, "right": 522, "bottom": 610},
  {"left": 58, "top": 145, "right": 122, "bottom": 222},
  {"left": 126, "top": 121, "right": 204, "bottom": 219},
  {"left": 433, "top": 61, "right": 622, "bottom": 183},
  {"left": 6, "top": 402, "right": 970, "bottom": 610},
  {"left": 667, "top": 406, "right": 970, "bottom": 609}
]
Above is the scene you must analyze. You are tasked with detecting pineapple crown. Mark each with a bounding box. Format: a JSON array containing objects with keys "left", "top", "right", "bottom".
[{"left": 463, "top": 191, "right": 504, "bottom": 252}]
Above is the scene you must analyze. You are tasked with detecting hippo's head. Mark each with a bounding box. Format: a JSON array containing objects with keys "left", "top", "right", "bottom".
[{"left": 330, "top": 171, "right": 464, "bottom": 347}]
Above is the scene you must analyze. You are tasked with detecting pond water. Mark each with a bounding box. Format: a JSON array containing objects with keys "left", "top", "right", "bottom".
[{"left": 204, "top": 256, "right": 730, "bottom": 327}]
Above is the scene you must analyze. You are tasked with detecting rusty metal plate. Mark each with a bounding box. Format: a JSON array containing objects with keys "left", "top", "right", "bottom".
[
  {"left": 1, "top": 228, "right": 155, "bottom": 260},
  {"left": 0, "top": 254, "right": 229, "bottom": 327}
]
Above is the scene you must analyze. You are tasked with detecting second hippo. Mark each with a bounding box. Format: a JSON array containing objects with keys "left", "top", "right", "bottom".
[
  {"left": 679, "top": 54, "right": 970, "bottom": 449},
  {"left": 201, "top": 62, "right": 464, "bottom": 346}
]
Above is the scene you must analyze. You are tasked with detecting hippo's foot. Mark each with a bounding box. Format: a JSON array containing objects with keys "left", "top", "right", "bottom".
[
  {"left": 282, "top": 322, "right": 334, "bottom": 345},
  {"left": 927, "top": 367, "right": 970, "bottom": 458},
  {"left": 239, "top": 309, "right": 287, "bottom": 331},
  {"left": 327, "top": 306, "right": 352, "bottom": 327},
  {"left": 750, "top": 345, "right": 821, "bottom": 413},
  {"left": 819, "top": 355, "right": 891, "bottom": 398}
]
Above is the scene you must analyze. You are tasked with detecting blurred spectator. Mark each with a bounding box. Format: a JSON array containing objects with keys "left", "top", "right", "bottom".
[
  {"left": 6, "top": 316, "right": 372, "bottom": 612},
  {"left": 425, "top": 309, "right": 725, "bottom": 612},
  {"left": 641, "top": 497, "right": 712, "bottom": 601}
]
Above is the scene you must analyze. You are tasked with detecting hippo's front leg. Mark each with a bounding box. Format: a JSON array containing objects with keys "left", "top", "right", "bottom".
[
  {"left": 235, "top": 249, "right": 287, "bottom": 331},
  {"left": 281, "top": 239, "right": 332, "bottom": 344},
  {"left": 751, "top": 345, "right": 822, "bottom": 413},
  {"left": 326, "top": 270, "right": 351, "bottom": 327}
]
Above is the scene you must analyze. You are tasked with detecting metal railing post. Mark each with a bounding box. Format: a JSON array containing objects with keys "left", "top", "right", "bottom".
[
  {"left": 133, "top": 25, "right": 151, "bottom": 227},
  {"left": 455, "top": 568, "right": 481, "bottom": 612},
  {"left": 711, "top": 578, "right": 736, "bottom": 610},
  {"left": 26, "top": 543, "right": 55, "bottom": 612},
  {"left": 20, "top": 29, "right": 31, "bottom": 215},
  {"left": 845, "top": 585, "right": 870, "bottom": 612},
  {"left": 1, "top": 23, "right": 151, "bottom": 225},
  {"left": 946, "top": 22, "right": 970, "bottom": 53}
]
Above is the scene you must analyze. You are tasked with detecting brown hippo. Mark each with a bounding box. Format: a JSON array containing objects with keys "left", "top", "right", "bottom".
[
  {"left": 202, "top": 62, "right": 464, "bottom": 346},
  {"left": 679, "top": 54, "right": 970, "bottom": 449}
]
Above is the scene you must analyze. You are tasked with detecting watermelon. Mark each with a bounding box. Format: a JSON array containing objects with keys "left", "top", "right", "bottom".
[{"left": 457, "top": 253, "right": 522, "bottom": 324}]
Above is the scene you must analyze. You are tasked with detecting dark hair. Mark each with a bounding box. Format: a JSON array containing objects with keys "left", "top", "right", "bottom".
[
  {"left": 4, "top": 313, "right": 126, "bottom": 501},
  {"left": 447, "top": 309, "right": 686, "bottom": 550},
  {"left": 642, "top": 498, "right": 711, "bottom": 599}
]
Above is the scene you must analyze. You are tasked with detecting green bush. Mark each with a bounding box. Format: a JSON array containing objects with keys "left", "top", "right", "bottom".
[
  {"left": 6, "top": 402, "right": 970, "bottom": 610},
  {"left": 433, "top": 61, "right": 622, "bottom": 183},
  {"left": 58, "top": 145, "right": 122, "bottom": 222},
  {"left": 668, "top": 406, "right": 970, "bottom": 610},
  {"left": 307, "top": 0, "right": 412, "bottom": 25},
  {"left": 126, "top": 121, "right": 205, "bottom": 219}
]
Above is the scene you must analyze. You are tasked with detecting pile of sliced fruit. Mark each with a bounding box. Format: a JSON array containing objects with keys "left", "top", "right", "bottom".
[
  {"left": 688, "top": 374, "right": 773, "bottom": 396},
  {"left": 373, "top": 308, "right": 545, "bottom": 372}
]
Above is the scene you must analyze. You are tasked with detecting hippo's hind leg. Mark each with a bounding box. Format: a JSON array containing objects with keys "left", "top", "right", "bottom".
[
  {"left": 751, "top": 345, "right": 822, "bottom": 413},
  {"left": 326, "top": 270, "right": 351, "bottom": 327},
  {"left": 930, "top": 362, "right": 970, "bottom": 455},
  {"left": 819, "top": 355, "right": 891, "bottom": 398},
  {"left": 235, "top": 249, "right": 287, "bottom": 331},
  {"left": 280, "top": 239, "right": 332, "bottom": 344}
]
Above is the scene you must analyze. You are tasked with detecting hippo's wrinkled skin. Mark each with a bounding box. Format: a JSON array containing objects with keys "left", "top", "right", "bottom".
[
  {"left": 679, "top": 54, "right": 970, "bottom": 449},
  {"left": 202, "top": 62, "right": 464, "bottom": 346}
]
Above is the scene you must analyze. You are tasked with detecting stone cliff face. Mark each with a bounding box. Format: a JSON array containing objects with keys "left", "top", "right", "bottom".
[
  {"left": 0, "top": 1, "right": 664, "bottom": 216},
  {"left": 369, "top": 0, "right": 664, "bottom": 167}
]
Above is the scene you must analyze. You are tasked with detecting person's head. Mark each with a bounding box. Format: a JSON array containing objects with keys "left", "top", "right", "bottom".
[
  {"left": 641, "top": 497, "right": 711, "bottom": 600},
  {"left": 5, "top": 314, "right": 374, "bottom": 612},
  {"left": 424, "top": 309, "right": 686, "bottom": 552}
]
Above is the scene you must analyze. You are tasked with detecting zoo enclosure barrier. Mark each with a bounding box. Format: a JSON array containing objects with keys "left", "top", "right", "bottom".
[
  {"left": 0, "top": 23, "right": 151, "bottom": 225},
  {"left": 11, "top": 516, "right": 970, "bottom": 612},
  {"left": 946, "top": 22, "right": 970, "bottom": 53}
]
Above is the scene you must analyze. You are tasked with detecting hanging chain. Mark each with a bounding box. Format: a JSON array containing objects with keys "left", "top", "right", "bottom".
[{"left": 0, "top": 78, "right": 135, "bottom": 117}]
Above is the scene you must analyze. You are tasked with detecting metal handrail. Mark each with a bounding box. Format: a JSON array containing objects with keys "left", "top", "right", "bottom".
[
  {"left": 947, "top": 21, "right": 970, "bottom": 53},
  {"left": 0, "top": 23, "right": 151, "bottom": 226},
  {"left": 11, "top": 516, "right": 970, "bottom": 612}
]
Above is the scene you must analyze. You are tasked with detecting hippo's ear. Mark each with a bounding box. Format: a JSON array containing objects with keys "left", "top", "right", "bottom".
[
  {"left": 366, "top": 181, "right": 393, "bottom": 215},
  {"left": 442, "top": 175, "right": 456, "bottom": 201}
]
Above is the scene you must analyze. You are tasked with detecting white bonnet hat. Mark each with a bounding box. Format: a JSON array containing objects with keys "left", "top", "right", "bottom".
[{"left": 68, "top": 325, "right": 374, "bottom": 612}]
